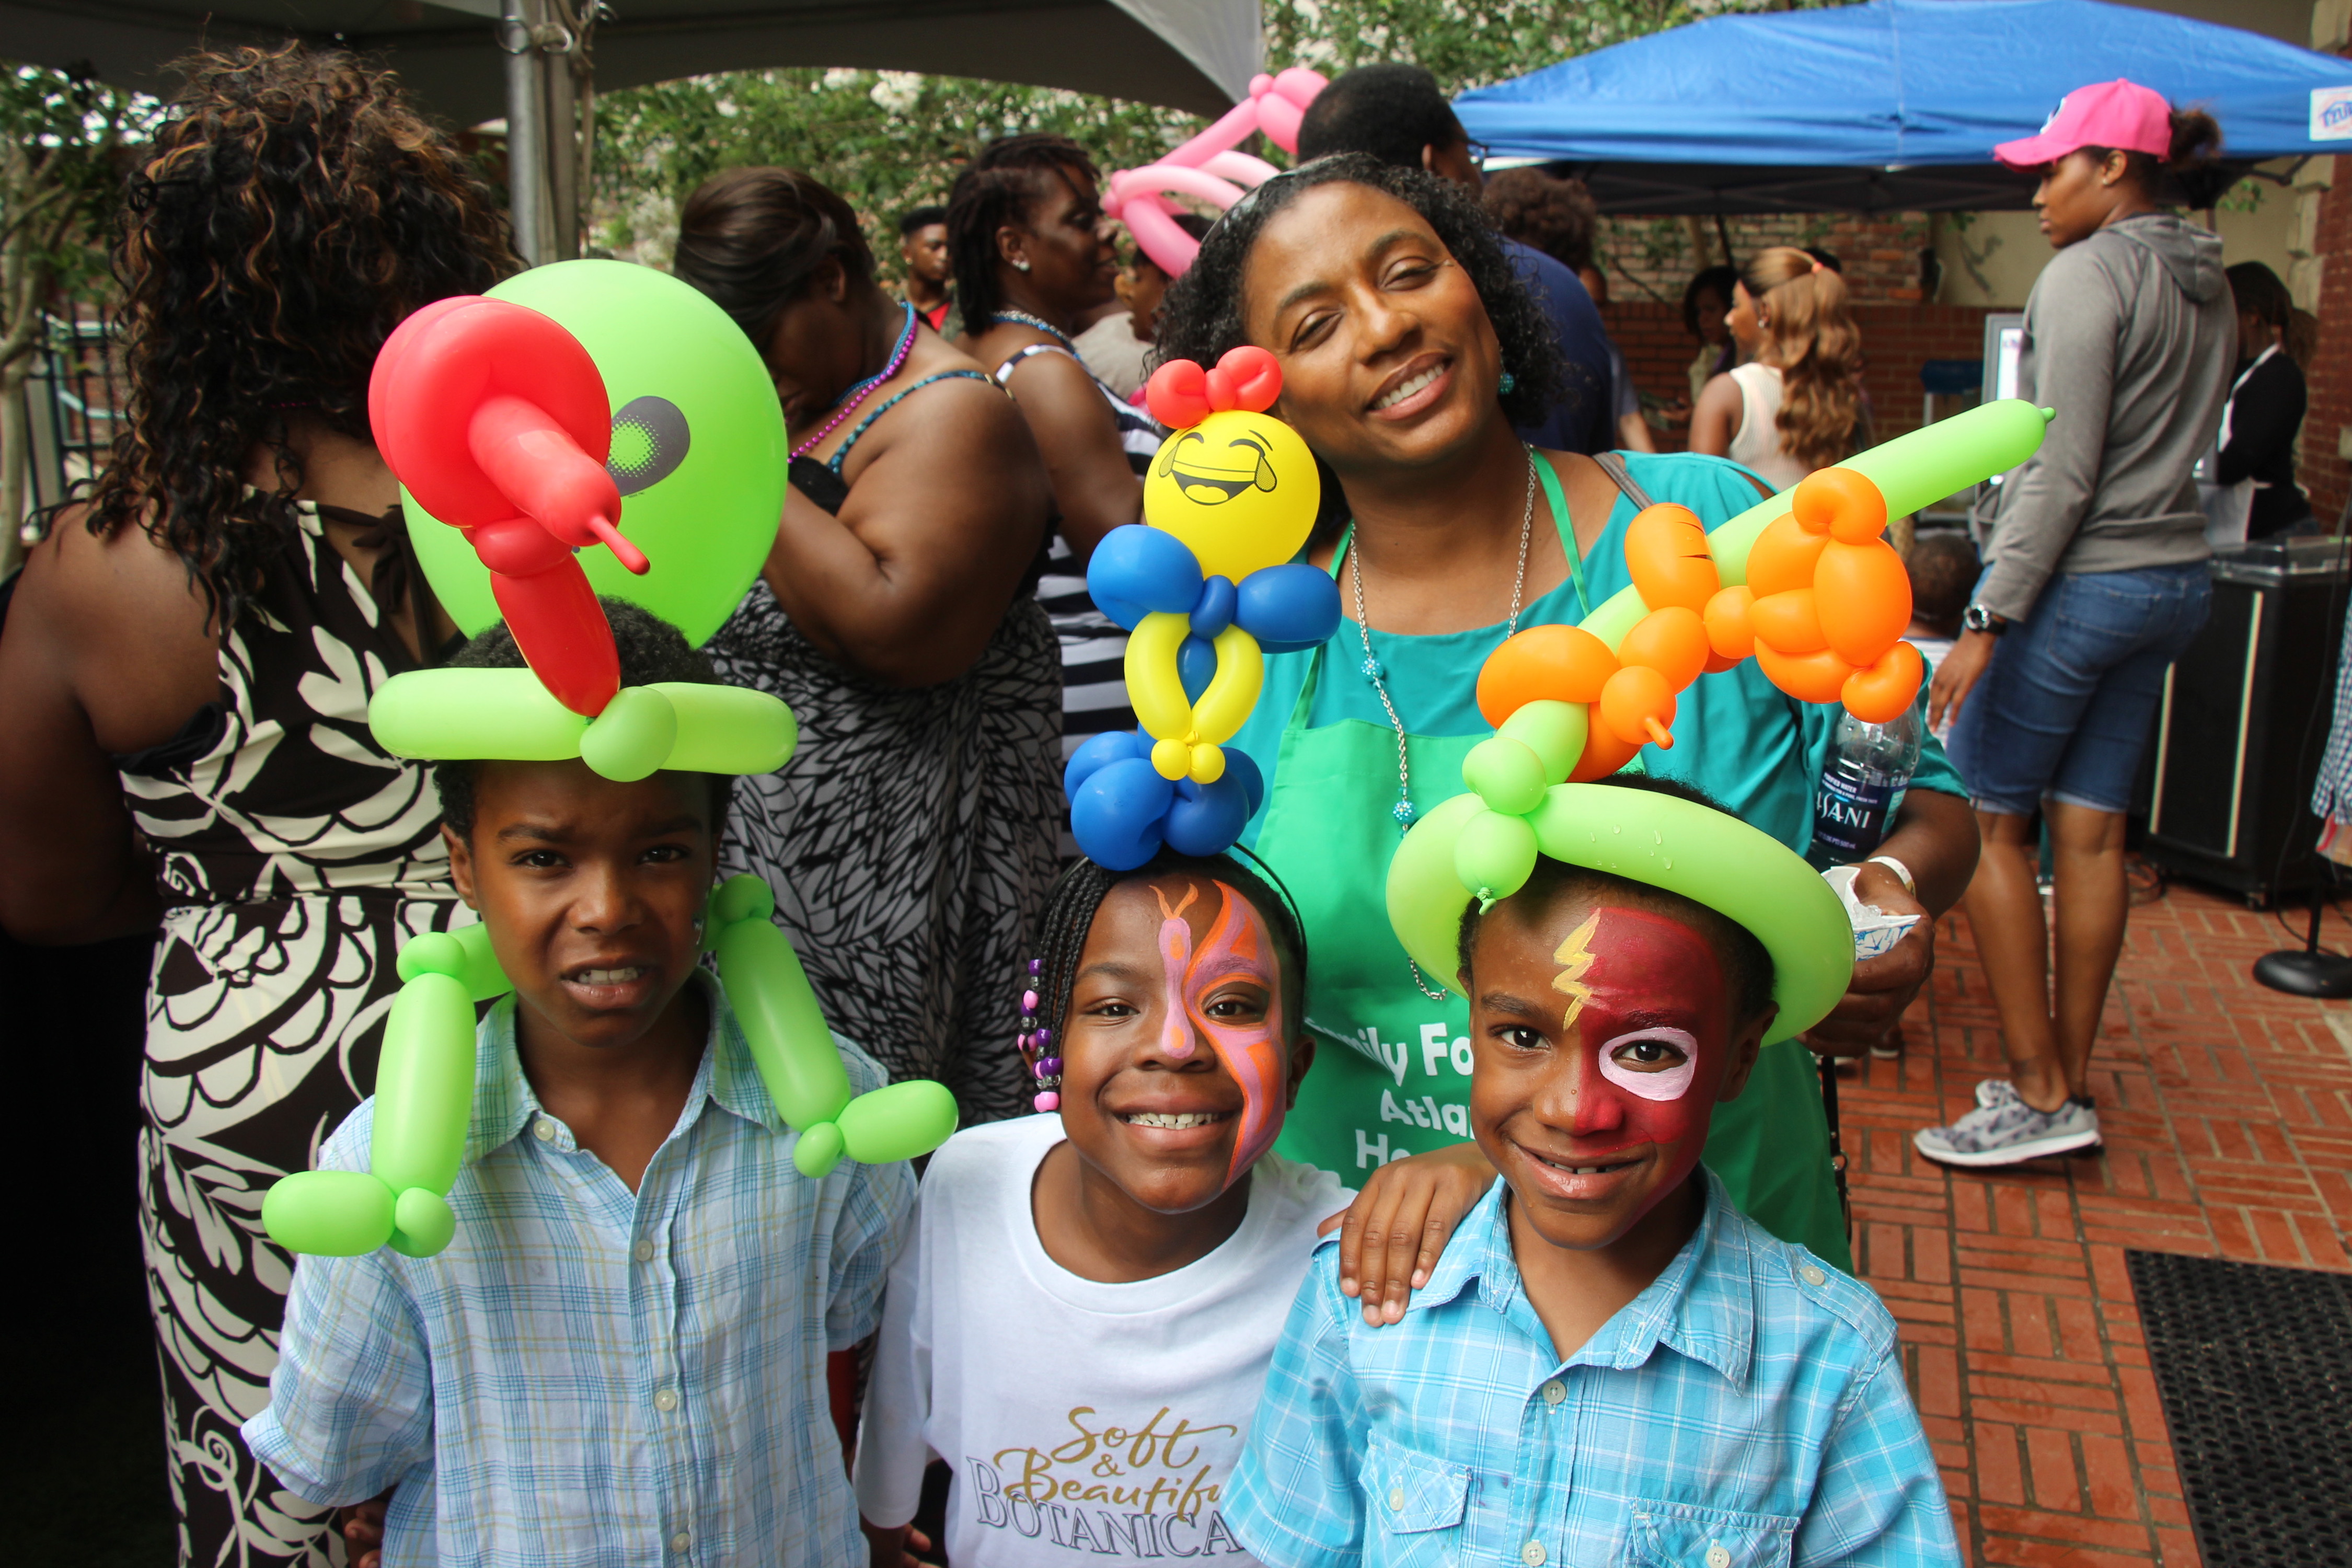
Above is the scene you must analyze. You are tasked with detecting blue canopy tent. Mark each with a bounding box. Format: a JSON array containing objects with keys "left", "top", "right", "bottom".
[{"left": 1455, "top": 0, "right": 2352, "bottom": 213}]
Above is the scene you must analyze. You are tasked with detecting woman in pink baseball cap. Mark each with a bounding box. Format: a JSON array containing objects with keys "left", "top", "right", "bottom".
[{"left": 1919, "top": 80, "right": 2232, "bottom": 1169}]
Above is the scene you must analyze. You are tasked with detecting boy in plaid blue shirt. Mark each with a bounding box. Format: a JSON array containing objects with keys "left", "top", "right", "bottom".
[
  {"left": 243, "top": 610, "right": 913, "bottom": 1566},
  {"left": 1228, "top": 779, "right": 1958, "bottom": 1568}
]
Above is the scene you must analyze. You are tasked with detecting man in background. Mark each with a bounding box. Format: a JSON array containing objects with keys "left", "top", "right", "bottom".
[
  {"left": 898, "top": 205, "right": 954, "bottom": 331},
  {"left": 1298, "top": 64, "right": 1615, "bottom": 456}
]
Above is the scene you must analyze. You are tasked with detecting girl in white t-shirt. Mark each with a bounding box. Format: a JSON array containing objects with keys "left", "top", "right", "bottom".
[{"left": 854, "top": 849, "right": 1493, "bottom": 1568}]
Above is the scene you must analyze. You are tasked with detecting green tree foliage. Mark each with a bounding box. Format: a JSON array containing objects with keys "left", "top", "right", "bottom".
[
  {"left": 1265, "top": 0, "right": 1733, "bottom": 94},
  {"left": 0, "top": 62, "right": 159, "bottom": 564},
  {"left": 592, "top": 68, "right": 1198, "bottom": 267}
]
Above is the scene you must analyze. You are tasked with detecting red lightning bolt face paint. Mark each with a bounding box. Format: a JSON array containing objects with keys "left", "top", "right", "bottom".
[
  {"left": 1551, "top": 906, "right": 1724, "bottom": 1155},
  {"left": 1154, "top": 881, "right": 1287, "bottom": 1187}
]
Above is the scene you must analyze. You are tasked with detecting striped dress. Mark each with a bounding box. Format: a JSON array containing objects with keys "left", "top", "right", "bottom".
[{"left": 991, "top": 343, "right": 1162, "bottom": 777}]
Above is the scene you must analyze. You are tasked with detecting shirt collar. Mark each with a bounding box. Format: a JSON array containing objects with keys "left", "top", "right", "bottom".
[
  {"left": 1406, "top": 1165, "right": 1757, "bottom": 1388},
  {"left": 464, "top": 970, "right": 777, "bottom": 1163}
]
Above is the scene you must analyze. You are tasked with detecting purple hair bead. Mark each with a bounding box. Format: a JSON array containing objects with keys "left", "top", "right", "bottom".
[
  {"left": 1034, "top": 1028, "right": 1052, "bottom": 1047},
  {"left": 1028, "top": 958, "right": 1042, "bottom": 975}
]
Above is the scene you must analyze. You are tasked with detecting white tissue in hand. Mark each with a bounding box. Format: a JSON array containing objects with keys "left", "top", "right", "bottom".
[{"left": 1820, "top": 864, "right": 1923, "bottom": 962}]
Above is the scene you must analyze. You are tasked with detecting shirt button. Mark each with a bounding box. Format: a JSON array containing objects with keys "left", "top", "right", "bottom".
[
  {"left": 634, "top": 1240, "right": 656, "bottom": 1263},
  {"left": 653, "top": 1388, "right": 679, "bottom": 1412},
  {"left": 1798, "top": 1264, "right": 1827, "bottom": 1287},
  {"left": 1707, "top": 1545, "right": 1732, "bottom": 1568},
  {"left": 1541, "top": 1379, "right": 1565, "bottom": 1406},
  {"left": 1387, "top": 1486, "right": 1405, "bottom": 1512},
  {"left": 670, "top": 1531, "right": 690, "bottom": 1553},
  {"left": 1521, "top": 1541, "right": 1547, "bottom": 1566},
  {"left": 532, "top": 1119, "right": 555, "bottom": 1143}
]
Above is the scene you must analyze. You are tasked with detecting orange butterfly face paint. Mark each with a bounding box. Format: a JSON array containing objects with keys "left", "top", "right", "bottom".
[{"left": 1153, "top": 880, "right": 1287, "bottom": 1188}]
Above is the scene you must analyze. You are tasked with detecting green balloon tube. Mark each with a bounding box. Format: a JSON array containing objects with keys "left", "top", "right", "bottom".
[
  {"left": 579, "top": 685, "right": 679, "bottom": 782},
  {"left": 713, "top": 915, "right": 855, "bottom": 1132},
  {"left": 262, "top": 1170, "right": 397, "bottom": 1258},
  {"left": 447, "top": 921, "right": 515, "bottom": 1002},
  {"left": 1579, "top": 399, "right": 2053, "bottom": 649},
  {"left": 1388, "top": 784, "right": 1853, "bottom": 1044},
  {"left": 837, "top": 1080, "right": 962, "bottom": 1165},
  {"left": 370, "top": 970, "right": 478, "bottom": 1202},
  {"left": 370, "top": 669, "right": 587, "bottom": 760},
  {"left": 654, "top": 683, "right": 798, "bottom": 774}
]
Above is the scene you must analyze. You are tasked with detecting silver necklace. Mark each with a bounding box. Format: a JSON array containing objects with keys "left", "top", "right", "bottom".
[{"left": 1348, "top": 449, "right": 1538, "bottom": 999}]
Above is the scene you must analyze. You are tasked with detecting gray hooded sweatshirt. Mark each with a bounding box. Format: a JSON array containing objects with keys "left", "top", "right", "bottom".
[{"left": 1976, "top": 212, "right": 2234, "bottom": 622}]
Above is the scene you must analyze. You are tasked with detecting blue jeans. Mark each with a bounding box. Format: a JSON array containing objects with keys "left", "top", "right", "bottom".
[{"left": 1949, "top": 563, "right": 2212, "bottom": 815}]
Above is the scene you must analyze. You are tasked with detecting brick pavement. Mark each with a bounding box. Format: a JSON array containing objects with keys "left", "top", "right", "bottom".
[{"left": 1847, "top": 879, "right": 2352, "bottom": 1566}]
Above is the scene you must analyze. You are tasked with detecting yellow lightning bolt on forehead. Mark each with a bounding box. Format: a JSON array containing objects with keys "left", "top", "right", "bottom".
[{"left": 1551, "top": 909, "right": 1602, "bottom": 1032}]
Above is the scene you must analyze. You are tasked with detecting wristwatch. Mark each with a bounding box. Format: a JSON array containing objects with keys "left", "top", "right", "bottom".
[{"left": 1962, "top": 603, "right": 2008, "bottom": 636}]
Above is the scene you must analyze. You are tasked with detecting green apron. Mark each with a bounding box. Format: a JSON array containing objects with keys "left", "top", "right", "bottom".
[{"left": 1256, "top": 458, "right": 1853, "bottom": 1272}]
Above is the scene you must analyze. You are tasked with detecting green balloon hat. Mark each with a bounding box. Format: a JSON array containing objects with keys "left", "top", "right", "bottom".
[
  {"left": 1385, "top": 400, "right": 2055, "bottom": 1037},
  {"left": 261, "top": 261, "right": 958, "bottom": 1262}
]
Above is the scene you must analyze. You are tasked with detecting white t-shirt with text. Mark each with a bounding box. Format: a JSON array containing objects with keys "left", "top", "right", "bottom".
[{"left": 853, "top": 1114, "right": 1347, "bottom": 1566}]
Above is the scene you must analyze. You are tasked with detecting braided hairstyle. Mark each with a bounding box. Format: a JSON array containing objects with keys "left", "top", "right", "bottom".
[
  {"left": 1023, "top": 847, "right": 1310, "bottom": 1082},
  {"left": 87, "top": 43, "right": 517, "bottom": 631},
  {"left": 945, "top": 133, "right": 1100, "bottom": 330}
]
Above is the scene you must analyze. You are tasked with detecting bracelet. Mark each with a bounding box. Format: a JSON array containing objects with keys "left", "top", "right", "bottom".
[{"left": 1866, "top": 855, "right": 1917, "bottom": 896}]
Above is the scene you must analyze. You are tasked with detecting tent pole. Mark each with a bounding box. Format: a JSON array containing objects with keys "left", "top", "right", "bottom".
[
  {"left": 501, "top": 0, "right": 557, "bottom": 265},
  {"left": 544, "top": 44, "right": 581, "bottom": 261}
]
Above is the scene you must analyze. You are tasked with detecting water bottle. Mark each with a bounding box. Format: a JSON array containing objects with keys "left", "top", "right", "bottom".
[{"left": 1807, "top": 707, "right": 1922, "bottom": 869}]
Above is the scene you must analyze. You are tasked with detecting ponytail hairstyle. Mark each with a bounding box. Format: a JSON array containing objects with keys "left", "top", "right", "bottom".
[
  {"left": 2100, "top": 106, "right": 2227, "bottom": 205},
  {"left": 673, "top": 166, "right": 877, "bottom": 347},
  {"left": 946, "top": 133, "right": 1100, "bottom": 329},
  {"left": 1739, "top": 245, "right": 1863, "bottom": 472}
]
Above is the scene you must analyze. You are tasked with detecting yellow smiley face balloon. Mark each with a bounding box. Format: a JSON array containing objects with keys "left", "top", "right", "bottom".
[{"left": 1144, "top": 408, "right": 1318, "bottom": 582}]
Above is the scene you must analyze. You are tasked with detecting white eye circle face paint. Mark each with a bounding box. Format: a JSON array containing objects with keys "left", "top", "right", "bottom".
[{"left": 1594, "top": 1027, "right": 1699, "bottom": 1102}]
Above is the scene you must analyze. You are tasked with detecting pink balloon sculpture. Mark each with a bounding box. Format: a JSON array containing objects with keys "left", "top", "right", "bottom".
[{"left": 1103, "top": 68, "right": 1329, "bottom": 279}]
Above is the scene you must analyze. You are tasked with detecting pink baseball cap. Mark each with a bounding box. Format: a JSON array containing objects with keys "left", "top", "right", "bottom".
[{"left": 1993, "top": 79, "right": 2174, "bottom": 169}]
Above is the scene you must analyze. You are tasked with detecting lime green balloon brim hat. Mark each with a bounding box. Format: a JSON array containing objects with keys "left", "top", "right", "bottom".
[{"left": 1386, "top": 784, "right": 1854, "bottom": 1046}]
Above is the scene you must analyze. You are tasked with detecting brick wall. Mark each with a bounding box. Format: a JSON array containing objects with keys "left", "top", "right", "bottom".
[
  {"left": 1605, "top": 298, "right": 1996, "bottom": 454},
  {"left": 2307, "top": 157, "right": 2352, "bottom": 527},
  {"left": 1599, "top": 212, "right": 1933, "bottom": 308}
]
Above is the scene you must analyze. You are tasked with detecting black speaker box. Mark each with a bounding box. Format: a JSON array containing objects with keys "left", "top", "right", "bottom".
[{"left": 2140, "top": 538, "right": 2350, "bottom": 905}]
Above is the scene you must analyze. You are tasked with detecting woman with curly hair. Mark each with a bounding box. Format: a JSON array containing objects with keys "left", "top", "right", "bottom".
[
  {"left": 1154, "top": 156, "right": 1978, "bottom": 1270},
  {"left": 1689, "top": 246, "right": 1865, "bottom": 490},
  {"left": 0, "top": 44, "right": 515, "bottom": 1564}
]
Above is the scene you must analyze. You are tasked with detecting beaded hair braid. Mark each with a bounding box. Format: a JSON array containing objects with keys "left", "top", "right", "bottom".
[{"left": 1018, "top": 848, "right": 1309, "bottom": 1111}]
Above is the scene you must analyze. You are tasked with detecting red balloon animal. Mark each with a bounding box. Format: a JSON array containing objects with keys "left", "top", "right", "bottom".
[{"left": 370, "top": 298, "right": 649, "bottom": 717}]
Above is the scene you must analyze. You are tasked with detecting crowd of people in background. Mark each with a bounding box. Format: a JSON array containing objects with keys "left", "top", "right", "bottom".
[{"left": 0, "top": 38, "right": 2324, "bottom": 1568}]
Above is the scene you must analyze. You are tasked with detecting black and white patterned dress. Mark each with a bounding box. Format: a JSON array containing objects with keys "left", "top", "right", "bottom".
[
  {"left": 993, "top": 343, "right": 1162, "bottom": 770},
  {"left": 116, "top": 497, "right": 462, "bottom": 1567},
  {"left": 707, "top": 373, "right": 1063, "bottom": 1126}
]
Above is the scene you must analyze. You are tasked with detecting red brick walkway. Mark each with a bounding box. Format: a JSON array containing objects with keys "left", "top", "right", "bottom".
[{"left": 1847, "top": 878, "right": 2352, "bottom": 1568}]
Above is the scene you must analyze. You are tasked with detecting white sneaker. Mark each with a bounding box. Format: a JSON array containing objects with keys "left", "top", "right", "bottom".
[{"left": 1916, "top": 1089, "right": 2100, "bottom": 1167}]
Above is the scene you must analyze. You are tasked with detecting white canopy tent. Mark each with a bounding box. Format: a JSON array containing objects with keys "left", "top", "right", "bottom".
[{"left": 4, "top": 0, "right": 1262, "bottom": 261}]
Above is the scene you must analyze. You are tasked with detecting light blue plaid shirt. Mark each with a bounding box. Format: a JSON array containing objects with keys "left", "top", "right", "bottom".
[
  {"left": 1228, "top": 1169, "right": 1959, "bottom": 1568},
  {"left": 243, "top": 971, "right": 914, "bottom": 1567}
]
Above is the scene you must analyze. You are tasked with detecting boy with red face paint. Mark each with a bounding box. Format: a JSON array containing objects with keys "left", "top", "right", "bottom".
[
  {"left": 1226, "top": 780, "right": 1959, "bottom": 1568},
  {"left": 854, "top": 849, "right": 1498, "bottom": 1568}
]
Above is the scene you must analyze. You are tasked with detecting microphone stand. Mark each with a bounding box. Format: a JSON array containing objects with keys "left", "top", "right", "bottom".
[{"left": 2253, "top": 857, "right": 2352, "bottom": 997}]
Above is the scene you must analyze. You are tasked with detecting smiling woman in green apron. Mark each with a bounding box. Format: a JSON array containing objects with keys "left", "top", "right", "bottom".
[{"left": 1155, "top": 156, "right": 1979, "bottom": 1275}]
